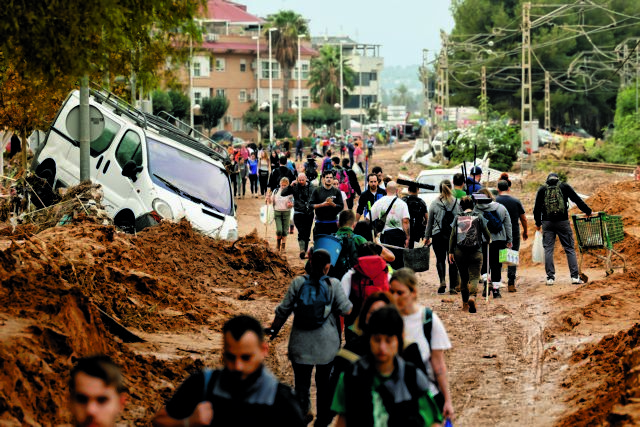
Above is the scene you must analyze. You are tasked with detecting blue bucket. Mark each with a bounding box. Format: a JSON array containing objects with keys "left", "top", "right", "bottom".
[{"left": 314, "top": 235, "right": 343, "bottom": 266}]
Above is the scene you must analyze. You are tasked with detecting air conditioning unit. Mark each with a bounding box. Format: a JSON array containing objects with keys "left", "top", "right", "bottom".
[{"left": 206, "top": 33, "right": 219, "bottom": 42}]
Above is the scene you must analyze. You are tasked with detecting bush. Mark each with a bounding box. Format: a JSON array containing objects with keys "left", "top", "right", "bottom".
[{"left": 449, "top": 119, "right": 520, "bottom": 171}]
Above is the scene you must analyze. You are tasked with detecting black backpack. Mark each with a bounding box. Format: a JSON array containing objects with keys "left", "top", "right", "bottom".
[
  {"left": 329, "top": 233, "right": 359, "bottom": 280},
  {"left": 404, "top": 196, "right": 428, "bottom": 240},
  {"left": 439, "top": 200, "right": 457, "bottom": 238},
  {"left": 293, "top": 275, "right": 333, "bottom": 330},
  {"left": 305, "top": 160, "right": 318, "bottom": 182},
  {"left": 483, "top": 210, "right": 504, "bottom": 234}
]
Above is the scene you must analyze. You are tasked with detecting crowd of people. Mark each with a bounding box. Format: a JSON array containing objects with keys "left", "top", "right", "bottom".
[{"left": 74, "top": 140, "right": 593, "bottom": 426}]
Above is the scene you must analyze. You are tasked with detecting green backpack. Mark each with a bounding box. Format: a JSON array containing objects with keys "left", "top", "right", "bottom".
[{"left": 544, "top": 184, "right": 565, "bottom": 216}]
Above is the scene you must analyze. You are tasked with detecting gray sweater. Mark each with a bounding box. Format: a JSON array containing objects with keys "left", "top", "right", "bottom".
[
  {"left": 426, "top": 197, "right": 462, "bottom": 238},
  {"left": 275, "top": 276, "right": 352, "bottom": 365},
  {"left": 473, "top": 201, "right": 513, "bottom": 243}
]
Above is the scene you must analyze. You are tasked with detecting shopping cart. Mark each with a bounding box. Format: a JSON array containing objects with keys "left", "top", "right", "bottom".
[{"left": 572, "top": 212, "right": 627, "bottom": 278}]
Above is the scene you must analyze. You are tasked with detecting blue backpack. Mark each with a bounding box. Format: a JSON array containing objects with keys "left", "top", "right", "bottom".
[
  {"left": 293, "top": 275, "right": 333, "bottom": 330},
  {"left": 483, "top": 210, "right": 504, "bottom": 234}
]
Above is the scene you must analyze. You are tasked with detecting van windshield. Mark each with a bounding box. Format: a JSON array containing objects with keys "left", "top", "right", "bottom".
[{"left": 147, "top": 138, "right": 232, "bottom": 215}]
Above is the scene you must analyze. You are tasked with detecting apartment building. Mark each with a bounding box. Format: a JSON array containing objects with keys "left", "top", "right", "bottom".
[
  {"left": 311, "top": 36, "right": 384, "bottom": 125},
  {"left": 186, "top": 0, "right": 317, "bottom": 141}
]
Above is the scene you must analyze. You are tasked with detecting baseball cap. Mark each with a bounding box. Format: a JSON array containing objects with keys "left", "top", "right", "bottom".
[{"left": 470, "top": 166, "right": 483, "bottom": 175}]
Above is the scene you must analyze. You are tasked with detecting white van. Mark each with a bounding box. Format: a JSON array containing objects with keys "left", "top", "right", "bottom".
[{"left": 34, "top": 89, "right": 238, "bottom": 240}]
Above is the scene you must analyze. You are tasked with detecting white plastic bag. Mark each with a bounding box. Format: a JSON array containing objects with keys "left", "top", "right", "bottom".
[
  {"left": 532, "top": 231, "right": 544, "bottom": 264},
  {"left": 260, "top": 204, "right": 274, "bottom": 224}
]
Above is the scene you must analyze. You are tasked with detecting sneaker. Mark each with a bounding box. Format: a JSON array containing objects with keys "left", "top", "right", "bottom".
[
  {"left": 546, "top": 278, "right": 555, "bottom": 286},
  {"left": 571, "top": 277, "right": 585, "bottom": 285},
  {"left": 437, "top": 286, "right": 446, "bottom": 295},
  {"left": 468, "top": 298, "right": 477, "bottom": 313},
  {"left": 449, "top": 289, "right": 458, "bottom": 295},
  {"left": 493, "top": 289, "right": 502, "bottom": 298},
  {"left": 508, "top": 284, "right": 517, "bottom": 293}
]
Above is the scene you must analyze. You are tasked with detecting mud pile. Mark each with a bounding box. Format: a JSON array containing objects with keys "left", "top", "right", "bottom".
[{"left": 0, "top": 218, "right": 295, "bottom": 425}]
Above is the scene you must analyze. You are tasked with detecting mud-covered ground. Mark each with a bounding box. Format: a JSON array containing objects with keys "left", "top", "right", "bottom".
[{"left": 1, "top": 143, "right": 639, "bottom": 426}]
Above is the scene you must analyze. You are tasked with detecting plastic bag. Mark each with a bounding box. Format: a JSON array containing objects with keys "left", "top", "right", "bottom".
[
  {"left": 532, "top": 230, "right": 544, "bottom": 264},
  {"left": 259, "top": 204, "right": 274, "bottom": 224}
]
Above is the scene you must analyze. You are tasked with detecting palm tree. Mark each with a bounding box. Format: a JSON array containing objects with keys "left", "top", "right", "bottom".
[
  {"left": 264, "top": 11, "right": 309, "bottom": 113},
  {"left": 308, "top": 45, "right": 355, "bottom": 106}
]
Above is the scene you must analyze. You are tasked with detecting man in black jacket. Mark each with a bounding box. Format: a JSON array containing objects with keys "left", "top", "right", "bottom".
[
  {"left": 356, "top": 173, "right": 386, "bottom": 221},
  {"left": 282, "top": 173, "right": 316, "bottom": 258},
  {"left": 310, "top": 170, "right": 343, "bottom": 239},
  {"left": 533, "top": 173, "right": 592, "bottom": 286},
  {"left": 268, "top": 156, "right": 296, "bottom": 192}
]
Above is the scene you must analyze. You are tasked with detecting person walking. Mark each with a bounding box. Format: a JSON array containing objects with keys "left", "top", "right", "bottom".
[
  {"left": 331, "top": 306, "right": 443, "bottom": 427},
  {"left": 282, "top": 173, "right": 316, "bottom": 259},
  {"left": 495, "top": 173, "right": 528, "bottom": 292},
  {"left": 154, "top": 315, "right": 305, "bottom": 427},
  {"left": 370, "top": 181, "right": 411, "bottom": 270},
  {"left": 425, "top": 180, "right": 460, "bottom": 295},
  {"left": 268, "top": 156, "right": 296, "bottom": 192},
  {"left": 389, "top": 268, "right": 454, "bottom": 421},
  {"left": 237, "top": 156, "right": 248, "bottom": 199},
  {"left": 229, "top": 157, "right": 239, "bottom": 198},
  {"left": 452, "top": 172, "right": 467, "bottom": 199},
  {"left": 448, "top": 196, "right": 491, "bottom": 313},
  {"left": 354, "top": 141, "right": 365, "bottom": 172},
  {"left": 341, "top": 158, "right": 361, "bottom": 210},
  {"left": 310, "top": 170, "right": 344, "bottom": 240},
  {"left": 356, "top": 173, "right": 386, "bottom": 221},
  {"left": 466, "top": 166, "right": 483, "bottom": 194},
  {"left": 247, "top": 153, "right": 259, "bottom": 197},
  {"left": 295, "top": 136, "right": 304, "bottom": 162},
  {"left": 266, "top": 249, "right": 352, "bottom": 427},
  {"left": 346, "top": 139, "right": 355, "bottom": 168},
  {"left": 258, "top": 150, "right": 271, "bottom": 196},
  {"left": 403, "top": 183, "right": 429, "bottom": 249},
  {"left": 473, "top": 189, "right": 513, "bottom": 298},
  {"left": 267, "top": 177, "right": 294, "bottom": 253},
  {"left": 533, "top": 172, "right": 592, "bottom": 285}
]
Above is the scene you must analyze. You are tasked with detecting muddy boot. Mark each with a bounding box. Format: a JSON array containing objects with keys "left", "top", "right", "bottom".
[
  {"left": 508, "top": 278, "right": 516, "bottom": 292},
  {"left": 468, "top": 297, "right": 477, "bottom": 313},
  {"left": 462, "top": 301, "right": 469, "bottom": 312},
  {"left": 289, "top": 224, "right": 294, "bottom": 234},
  {"left": 482, "top": 282, "right": 488, "bottom": 298},
  {"left": 281, "top": 238, "right": 286, "bottom": 253},
  {"left": 437, "top": 285, "right": 446, "bottom": 295},
  {"left": 276, "top": 238, "right": 281, "bottom": 253},
  {"left": 493, "top": 287, "right": 502, "bottom": 298}
]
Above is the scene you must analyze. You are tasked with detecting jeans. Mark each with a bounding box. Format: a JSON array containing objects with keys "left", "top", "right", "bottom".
[
  {"left": 296, "top": 149, "right": 303, "bottom": 162},
  {"left": 274, "top": 210, "right": 291, "bottom": 237},
  {"left": 294, "top": 213, "right": 314, "bottom": 252},
  {"left": 313, "top": 221, "right": 338, "bottom": 241},
  {"left": 381, "top": 228, "right": 407, "bottom": 271},
  {"left": 258, "top": 170, "right": 269, "bottom": 195},
  {"left": 454, "top": 248, "right": 483, "bottom": 301},
  {"left": 249, "top": 174, "right": 258, "bottom": 194},
  {"left": 432, "top": 232, "right": 459, "bottom": 290},
  {"left": 542, "top": 220, "right": 579, "bottom": 279},
  {"left": 507, "top": 232, "right": 521, "bottom": 284},
  {"left": 291, "top": 362, "right": 333, "bottom": 426}
]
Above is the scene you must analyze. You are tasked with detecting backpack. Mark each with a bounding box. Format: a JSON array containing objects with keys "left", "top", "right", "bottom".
[
  {"left": 322, "top": 157, "right": 332, "bottom": 172},
  {"left": 439, "top": 200, "right": 457, "bottom": 238},
  {"left": 305, "top": 160, "right": 318, "bottom": 182},
  {"left": 329, "top": 233, "right": 359, "bottom": 280},
  {"left": 404, "top": 196, "right": 428, "bottom": 240},
  {"left": 456, "top": 214, "right": 482, "bottom": 249},
  {"left": 293, "top": 275, "right": 333, "bottom": 330},
  {"left": 338, "top": 169, "right": 353, "bottom": 199},
  {"left": 344, "top": 256, "right": 389, "bottom": 327},
  {"left": 483, "top": 210, "right": 504, "bottom": 234},
  {"left": 544, "top": 183, "right": 566, "bottom": 216}
]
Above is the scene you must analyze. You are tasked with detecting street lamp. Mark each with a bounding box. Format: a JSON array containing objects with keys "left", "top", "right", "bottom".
[
  {"left": 252, "top": 29, "right": 261, "bottom": 142},
  {"left": 268, "top": 27, "right": 278, "bottom": 143},
  {"left": 189, "top": 35, "right": 194, "bottom": 128},
  {"left": 297, "top": 34, "right": 304, "bottom": 139},
  {"left": 339, "top": 41, "right": 344, "bottom": 136}
]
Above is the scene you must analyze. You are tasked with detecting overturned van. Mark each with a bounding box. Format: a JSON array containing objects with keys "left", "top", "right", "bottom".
[{"left": 34, "top": 89, "right": 238, "bottom": 240}]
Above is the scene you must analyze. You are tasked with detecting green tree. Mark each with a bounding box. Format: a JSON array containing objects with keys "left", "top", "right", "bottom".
[
  {"left": 152, "top": 90, "right": 173, "bottom": 116},
  {"left": 243, "top": 103, "right": 270, "bottom": 139},
  {"left": 168, "top": 90, "right": 190, "bottom": 120},
  {"left": 201, "top": 96, "right": 230, "bottom": 136},
  {"left": 264, "top": 10, "right": 310, "bottom": 114},
  {"left": 308, "top": 45, "right": 355, "bottom": 106}
]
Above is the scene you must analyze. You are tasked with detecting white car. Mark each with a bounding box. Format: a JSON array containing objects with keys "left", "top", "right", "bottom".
[
  {"left": 34, "top": 89, "right": 238, "bottom": 239},
  {"left": 415, "top": 168, "right": 461, "bottom": 206}
]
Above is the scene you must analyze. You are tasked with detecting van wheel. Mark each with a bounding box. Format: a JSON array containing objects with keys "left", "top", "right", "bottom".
[{"left": 114, "top": 212, "right": 135, "bottom": 234}]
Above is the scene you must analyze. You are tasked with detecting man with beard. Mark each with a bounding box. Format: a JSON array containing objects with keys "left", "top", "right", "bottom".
[
  {"left": 356, "top": 173, "right": 386, "bottom": 222},
  {"left": 310, "top": 170, "right": 343, "bottom": 239},
  {"left": 153, "top": 315, "right": 305, "bottom": 427},
  {"left": 69, "top": 356, "right": 127, "bottom": 427}
]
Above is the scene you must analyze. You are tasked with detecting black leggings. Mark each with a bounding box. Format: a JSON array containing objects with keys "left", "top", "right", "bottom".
[
  {"left": 258, "top": 170, "right": 269, "bottom": 195},
  {"left": 248, "top": 174, "right": 258, "bottom": 194}
]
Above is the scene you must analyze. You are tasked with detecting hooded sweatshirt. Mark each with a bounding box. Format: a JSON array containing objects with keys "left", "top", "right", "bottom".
[
  {"left": 533, "top": 173, "right": 592, "bottom": 226},
  {"left": 426, "top": 197, "right": 462, "bottom": 238},
  {"left": 473, "top": 201, "right": 513, "bottom": 243}
]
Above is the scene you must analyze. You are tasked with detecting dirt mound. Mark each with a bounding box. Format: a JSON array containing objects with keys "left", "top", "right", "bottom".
[
  {"left": 557, "top": 324, "right": 640, "bottom": 427},
  {"left": 0, "top": 218, "right": 296, "bottom": 425}
]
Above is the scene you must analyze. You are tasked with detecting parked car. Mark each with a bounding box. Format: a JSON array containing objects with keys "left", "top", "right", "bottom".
[
  {"left": 415, "top": 168, "right": 460, "bottom": 206},
  {"left": 538, "top": 129, "right": 562, "bottom": 148},
  {"left": 34, "top": 89, "right": 238, "bottom": 239}
]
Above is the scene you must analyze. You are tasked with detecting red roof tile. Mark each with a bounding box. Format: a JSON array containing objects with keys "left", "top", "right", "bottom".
[{"left": 202, "top": 0, "right": 263, "bottom": 23}]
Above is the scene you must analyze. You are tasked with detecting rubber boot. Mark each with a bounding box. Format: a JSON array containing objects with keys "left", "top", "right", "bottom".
[
  {"left": 468, "top": 297, "right": 477, "bottom": 313},
  {"left": 462, "top": 301, "right": 470, "bottom": 312},
  {"left": 276, "top": 238, "right": 281, "bottom": 253},
  {"left": 281, "top": 237, "right": 286, "bottom": 253}
]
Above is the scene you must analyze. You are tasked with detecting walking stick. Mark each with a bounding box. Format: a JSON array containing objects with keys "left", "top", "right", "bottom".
[{"left": 486, "top": 241, "right": 491, "bottom": 303}]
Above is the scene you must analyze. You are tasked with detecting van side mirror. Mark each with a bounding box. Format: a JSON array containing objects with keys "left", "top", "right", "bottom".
[{"left": 122, "top": 160, "right": 140, "bottom": 182}]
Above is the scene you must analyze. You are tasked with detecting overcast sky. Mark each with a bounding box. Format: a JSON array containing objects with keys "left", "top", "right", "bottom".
[{"left": 236, "top": 0, "right": 455, "bottom": 67}]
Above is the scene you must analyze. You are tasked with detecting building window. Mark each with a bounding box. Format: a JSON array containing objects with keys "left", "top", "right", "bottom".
[
  {"left": 272, "top": 93, "right": 279, "bottom": 108},
  {"left": 239, "top": 90, "right": 247, "bottom": 102},
  {"left": 193, "top": 62, "right": 201, "bottom": 77},
  {"left": 232, "top": 118, "right": 243, "bottom": 132},
  {"left": 302, "top": 96, "right": 310, "bottom": 108},
  {"left": 240, "top": 59, "right": 247, "bottom": 72},
  {"left": 261, "top": 60, "right": 280, "bottom": 79},
  {"left": 293, "top": 61, "right": 310, "bottom": 80},
  {"left": 216, "top": 89, "right": 226, "bottom": 98},
  {"left": 215, "top": 58, "right": 225, "bottom": 72},
  {"left": 370, "top": 71, "right": 378, "bottom": 81},
  {"left": 194, "top": 92, "right": 202, "bottom": 104}
]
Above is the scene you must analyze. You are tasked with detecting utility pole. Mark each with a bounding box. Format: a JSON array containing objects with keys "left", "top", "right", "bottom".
[
  {"left": 521, "top": 2, "right": 533, "bottom": 170},
  {"left": 441, "top": 31, "right": 450, "bottom": 128},
  {"left": 544, "top": 71, "right": 551, "bottom": 131},
  {"left": 481, "top": 65, "right": 487, "bottom": 123}
]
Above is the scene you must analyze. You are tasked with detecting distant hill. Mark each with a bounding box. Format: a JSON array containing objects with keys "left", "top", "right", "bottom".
[{"left": 380, "top": 64, "right": 422, "bottom": 94}]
